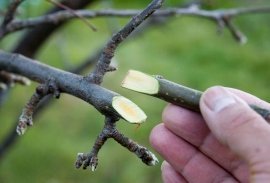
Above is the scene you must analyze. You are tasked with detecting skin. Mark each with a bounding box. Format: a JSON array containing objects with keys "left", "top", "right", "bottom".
[{"left": 150, "top": 86, "right": 270, "bottom": 183}]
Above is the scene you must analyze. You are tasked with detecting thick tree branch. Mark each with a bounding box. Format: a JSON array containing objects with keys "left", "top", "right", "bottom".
[
  {"left": 3, "top": 6, "right": 270, "bottom": 43},
  {"left": 122, "top": 70, "right": 270, "bottom": 122},
  {"left": 87, "top": 0, "right": 164, "bottom": 84},
  {"left": 0, "top": 51, "right": 146, "bottom": 124}
]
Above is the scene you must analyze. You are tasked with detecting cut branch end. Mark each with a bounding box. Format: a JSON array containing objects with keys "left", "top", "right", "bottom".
[
  {"left": 112, "top": 96, "right": 147, "bottom": 124},
  {"left": 121, "top": 70, "right": 159, "bottom": 94}
]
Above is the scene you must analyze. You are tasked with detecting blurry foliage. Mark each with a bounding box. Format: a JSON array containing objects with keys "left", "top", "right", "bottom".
[{"left": 1, "top": 0, "right": 270, "bottom": 183}]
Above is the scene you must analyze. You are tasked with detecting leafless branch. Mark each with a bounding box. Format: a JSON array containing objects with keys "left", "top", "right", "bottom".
[
  {"left": 0, "top": 71, "right": 30, "bottom": 87},
  {"left": 0, "top": 51, "right": 124, "bottom": 119},
  {"left": 3, "top": 6, "right": 270, "bottom": 43},
  {"left": 87, "top": 0, "right": 164, "bottom": 84},
  {"left": 17, "top": 82, "right": 60, "bottom": 135},
  {"left": 75, "top": 116, "right": 158, "bottom": 171}
]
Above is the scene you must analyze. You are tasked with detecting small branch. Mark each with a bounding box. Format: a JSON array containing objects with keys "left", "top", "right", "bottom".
[
  {"left": 3, "top": 6, "right": 270, "bottom": 42},
  {"left": 17, "top": 85, "right": 48, "bottom": 135},
  {"left": 0, "top": 71, "right": 31, "bottom": 87},
  {"left": 75, "top": 116, "right": 115, "bottom": 171},
  {"left": 111, "top": 127, "right": 159, "bottom": 166},
  {"left": 122, "top": 70, "right": 270, "bottom": 122},
  {"left": 221, "top": 16, "right": 247, "bottom": 44},
  {"left": 17, "top": 81, "right": 60, "bottom": 135},
  {"left": 1, "top": 0, "right": 24, "bottom": 27},
  {"left": 75, "top": 116, "right": 158, "bottom": 171},
  {"left": 87, "top": 0, "right": 164, "bottom": 84}
]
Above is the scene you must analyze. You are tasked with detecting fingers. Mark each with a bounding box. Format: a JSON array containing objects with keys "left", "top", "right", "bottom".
[
  {"left": 161, "top": 161, "right": 187, "bottom": 183},
  {"left": 150, "top": 124, "right": 238, "bottom": 183},
  {"left": 200, "top": 86, "right": 270, "bottom": 181},
  {"left": 162, "top": 104, "right": 249, "bottom": 181},
  {"left": 162, "top": 104, "right": 209, "bottom": 146},
  {"left": 226, "top": 87, "right": 270, "bottom": 109}
]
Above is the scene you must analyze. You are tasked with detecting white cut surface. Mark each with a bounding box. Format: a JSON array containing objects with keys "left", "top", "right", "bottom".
[
  {"left": 121, "top": 70, "right": 159, "bottom": 94},
  {"left": 112, "top": 96, "right": 147, "bottom": 124}
]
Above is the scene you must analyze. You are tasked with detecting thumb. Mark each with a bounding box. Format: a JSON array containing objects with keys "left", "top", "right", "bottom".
[{"left": 200, "top": 86, "right": 270, "bottom": 180}]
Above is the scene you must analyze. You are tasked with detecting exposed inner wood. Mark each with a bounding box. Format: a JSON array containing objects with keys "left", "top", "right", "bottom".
[
  {"left": 112, "top": 96, "right": 147, "bottom": 124},
  {"left": 121, "top": 70, "right": 159, "bottom": 94}
]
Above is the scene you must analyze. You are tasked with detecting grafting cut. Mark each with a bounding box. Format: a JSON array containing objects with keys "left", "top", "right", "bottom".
[{"left": 122, "top": 70, "right": 270, "bottom": 122}]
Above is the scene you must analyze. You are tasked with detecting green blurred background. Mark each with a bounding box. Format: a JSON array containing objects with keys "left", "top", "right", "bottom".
[{"left": 1, "top": 0, "right": 270, "bottom": 182}]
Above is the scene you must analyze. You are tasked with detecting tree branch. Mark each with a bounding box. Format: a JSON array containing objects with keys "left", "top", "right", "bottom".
[
  {"left": 17, "top": 82, "right": 60, "bottom": 135},
  {"left": 3, "top": 6, "right": 270, "bottom": 43},
  {"left": 87, "top": 0, "right": 164, "bottom": 84},
  {"left": 122, "top": 70, "right": 270, "bottom": 122},
  {"left": 0, "top": 51, "right": 146, "bottom": 124}
]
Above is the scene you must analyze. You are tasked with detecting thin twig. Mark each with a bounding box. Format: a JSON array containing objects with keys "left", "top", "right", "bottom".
[
  {"left": 87, "top": 0, "right": 164, "bottom": 84},
  {"left": 17, "top": 83, "right": 60, "bottom": 135},
  {"left": 46, "top": 0, "right": 97, "bottom": 31},
  {"left": 0, "top": 71, "right": 31, "bottom": 87}
]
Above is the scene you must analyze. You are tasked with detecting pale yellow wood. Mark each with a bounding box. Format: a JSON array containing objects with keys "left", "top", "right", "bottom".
[
  {"left": 121, "top": 70, "right": 159, "bottom": 94},
  {"left": 112, "top": 96, "right": 147, "bottom": 124}
]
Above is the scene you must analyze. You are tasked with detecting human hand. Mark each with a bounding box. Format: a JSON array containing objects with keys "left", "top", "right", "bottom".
[{"left": 150, "top": 86, "right": 270, "bottom": 182}]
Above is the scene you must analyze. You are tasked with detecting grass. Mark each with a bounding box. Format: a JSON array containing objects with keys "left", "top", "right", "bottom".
[{"left": 1, "top": 1, "right": 270, "bottom": 182}]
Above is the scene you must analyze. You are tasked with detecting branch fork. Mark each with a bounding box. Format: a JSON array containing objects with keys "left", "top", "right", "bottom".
[
  {"left": 87, "top": 0, "right": 164, "bottom": 84},
  {"left": 75, "top": 116, "right": 158, "bottom": 171},
  {"left": 17, "top": 80, "right": 60, "bottom": 135}
]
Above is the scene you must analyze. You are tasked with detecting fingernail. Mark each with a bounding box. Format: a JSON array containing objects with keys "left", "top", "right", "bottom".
[
  {"left": 161, "top": 161, "right": 168, "bottom": 171},
  {"left": 203, "top": 87, "right": 236, "bottom": 113}
]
